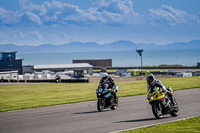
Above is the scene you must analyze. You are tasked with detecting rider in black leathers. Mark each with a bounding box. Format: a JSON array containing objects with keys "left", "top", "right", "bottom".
[
  {"left": 55, "top": 74, "right": 61, "bottom": 83},
  {"left": 146, "top": 74, "right": 175, "bottom": 105},
  {"left": 99, "top": 73, "right": 117, "bottom": 102}
]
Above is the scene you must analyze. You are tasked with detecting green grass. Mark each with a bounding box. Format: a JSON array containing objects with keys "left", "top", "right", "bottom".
[
  {"left": 0, "top": 76, "right": 200, "bottom": 112},
  {"left": 94, "top": 69, "right": 200, "bottom": 73},
  {"left": 120, "top": 116, "right": 200, "bottom": 133},
  {"left": 117, "top": 76, "right": 200, "bottom": 97}
]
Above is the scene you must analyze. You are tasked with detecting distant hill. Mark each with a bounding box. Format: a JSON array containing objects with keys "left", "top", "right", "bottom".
[{"left": 0, "top": 40, "right": 199, "bottom": 53}]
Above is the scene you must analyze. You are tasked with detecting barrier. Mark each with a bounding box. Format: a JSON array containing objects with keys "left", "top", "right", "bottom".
[{"left": 3, "top": 79, "right": 89, "bottom": 83}]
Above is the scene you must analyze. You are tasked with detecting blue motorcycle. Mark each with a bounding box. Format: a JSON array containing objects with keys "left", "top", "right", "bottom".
[{"left": 96, "top": 83, "right": 118, "bottom": 112}]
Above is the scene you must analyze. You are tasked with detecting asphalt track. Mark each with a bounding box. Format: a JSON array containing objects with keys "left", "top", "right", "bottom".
[{"left": 0, "top": 88, "right": 200, "bottom": 133}]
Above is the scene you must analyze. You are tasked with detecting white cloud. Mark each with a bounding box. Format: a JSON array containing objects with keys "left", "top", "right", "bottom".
[
  {"left": 116, "top": 0, "right": 134, "bottom": 14},
  {"left": 149, "top": 5, "right": 198, "bottom": 25},
  {"left": 25, "top": 3, "right": 47, "bottom": 16},
  {"left": 19, "top": 0, "right": 144, "bottom": 25},
  {"left": 15, "top": 30, "right": 44, "bottom": 40},
  {"left": 44, "top": 15, "right": 57, "bottom": 22},
  {"left": 0, "top": 7, "right": 21, "bottom": 25},
  {"left": 0, "top": 29, "right": 44, "bottom": 45},
  {"left": 24, "top": 11, "right": 42, "bottom": 25},
  {"left": 99, "top": 0, "right": 109, "bottom": 7},
  {"left": 102, "top": 11, "right": 121, "bottom": 23},
  {"left": 0, "top": 1, "right": 199, "bottom": 27},
  {"left": 30, "top": 30, "right": 44, "bottom": 40},
  {"left": 95, "top": 0, "right": 144, "bottom": 25},
  {"left": 0, "top": 0, "right": 143, "bottom": 26},
  {"left": 51, "top": 0, "right": 63, "bottom": 8},
  {"left": 19, "top": 0, "right": 28, "bottom": 9}
]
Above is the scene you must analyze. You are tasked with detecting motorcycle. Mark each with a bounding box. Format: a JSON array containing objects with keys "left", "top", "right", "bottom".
[
  {"left": 96, "top": 83, "right": 118, "bottom": 112},
  {"left": 147, "top": 87, "right": 178, "bottom": 119},
  {"left": 55, "top": 77, "right": 61, "bottom": 83}
]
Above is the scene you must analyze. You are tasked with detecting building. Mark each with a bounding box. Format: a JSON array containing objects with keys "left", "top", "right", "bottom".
[
  {"left": 0, "top": 51, "right": 23, "bottom": 74},
  {"left": 198, "top": 62, "right": 200, "bottom": 67},
  {"left": 33, "top": 63, "right": 93, "bottom": 76},
  {"left": 73, "top": 59, "right": 112, "bottom": 67},
  {"left": 23, "top": 65, "right": 34, "bottom": 74}
]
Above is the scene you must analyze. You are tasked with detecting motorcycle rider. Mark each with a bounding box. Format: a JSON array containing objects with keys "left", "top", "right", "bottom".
[
  {"left": 146, "top": 74, "right": 175, "bottom": 105},
  {"left": 99, "top": 73, "right": 117, "bottom": 102},
  {"left": 55, "top": 74, "right": 61, "bottom": 83}
]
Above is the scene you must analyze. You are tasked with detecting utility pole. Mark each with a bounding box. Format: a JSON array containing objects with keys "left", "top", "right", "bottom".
[{"left": 136, "top": 49, "right": 144, "bottom": 73}]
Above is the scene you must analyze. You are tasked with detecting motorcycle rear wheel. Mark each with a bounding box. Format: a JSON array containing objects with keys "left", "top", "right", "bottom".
[
  {"left": 97, "top": 99, "right": 105, "bottom": 112},
  {"left": 152, "top": 102, "right": 163, "bottom": 119}
]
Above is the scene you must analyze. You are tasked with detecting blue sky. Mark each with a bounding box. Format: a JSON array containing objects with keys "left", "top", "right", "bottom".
[{"left": 0, "top": 0, "right": 200, "bottom": 46}]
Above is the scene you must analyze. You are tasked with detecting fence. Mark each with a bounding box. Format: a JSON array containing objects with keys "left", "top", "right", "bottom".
[{"left": 1, "top": 78, "right": 89, "bottom": 83}]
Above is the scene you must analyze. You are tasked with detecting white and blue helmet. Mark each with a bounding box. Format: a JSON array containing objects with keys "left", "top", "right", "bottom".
[{"left": 102, "top": 73, "right": 108, "bottom": 80}]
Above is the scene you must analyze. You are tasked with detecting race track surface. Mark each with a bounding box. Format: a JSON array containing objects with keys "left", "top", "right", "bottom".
[{"left": 0, "top": 88, "right": 200, "bottom": 133}]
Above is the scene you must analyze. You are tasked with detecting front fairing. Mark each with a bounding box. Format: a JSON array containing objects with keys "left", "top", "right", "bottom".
[
  {"left": 147, "top": 87, "right": 166, "bottom": 103},
  {"left": 115, "top": 85, "right": 119, "bottom": 93},
  {"left": 96, "top": 86, "right": 110, "bottom": 98}
]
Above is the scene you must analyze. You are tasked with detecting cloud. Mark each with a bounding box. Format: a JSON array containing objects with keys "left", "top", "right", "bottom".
[
  {"left": 15, "top": 30, "right": 44, "bottom": 40},
  {"left": 24, "top": 3, "right": 47, "bottom": 16},
  {"left": 115, "top": 0, "right": 134, "bottom": 14},
  {"left": 0, "top": 0, "right": 145, "bottom": 26},
  {"left": 62, "top": 0, "right": 144, "bottom": 25},
  {"left": 43, "top": 15, "right": 57, "bottom": 22},
  {"left": 23, "top": 11, "right": 42, "bottom": 25},
  {"left": 0, "top": 7, "right": 21, "bottom": 25},
  {"left": 0, "top": 29, "right": 44, "bottom": 45},
  {"left": 0, "top": 1, "right": 199, "bottom": 26},
  {"left": 148, "top": 5, "right": 198, "bottom": 25},
  {"left": 94, "top": 0, "right": 143, "bottom": 24}
]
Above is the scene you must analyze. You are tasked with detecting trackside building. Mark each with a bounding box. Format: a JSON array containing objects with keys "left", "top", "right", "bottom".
[
  {"left": 33, "top": 63, "right": 93, "bottom": 77},
  {"left": 0, "top": 51, "right": 23, "bottom": 74},
  {"left": 73, "top": 59, "right": 112, "bottom": 67}
]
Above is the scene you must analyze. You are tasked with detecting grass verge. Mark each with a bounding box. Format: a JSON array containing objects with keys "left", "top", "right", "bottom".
[
  {"left": 0, "top": 76, "right": 200, "bottom": 112},
  {"left": 120, "top": 116, "right": 200, "bottom": 133}
]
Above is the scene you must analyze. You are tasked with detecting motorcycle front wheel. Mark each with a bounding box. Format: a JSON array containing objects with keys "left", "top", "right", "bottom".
[
  {"left": 152, "top": 102, "right": 163, "bottom": 119},
  {"left": 97, "top": 98, "right": 105, "bottom": 112},
  {"left": 111, "top": 97, "right": 118, "bottom": 110},
  {"left": 170, "top": 98, "right": 179, "bottom": 117}
]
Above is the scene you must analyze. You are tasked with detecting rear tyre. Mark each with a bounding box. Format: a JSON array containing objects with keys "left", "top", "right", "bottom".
[
  {"left": 97, "top": 99, "right": 104, "bottom": 112},
  {"left": 111, "top": 97, "right": 118, "bottom": 110},
  {"left": 170, "top": 98, "right": 179, "bottom": 117},
  {"left": 152, "top": 102, "right": 163, "bottom": 119}
]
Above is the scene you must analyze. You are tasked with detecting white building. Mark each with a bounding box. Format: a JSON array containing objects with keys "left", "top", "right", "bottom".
[{"left": 33, "top": 63, "right": 93, "bottom": 77}]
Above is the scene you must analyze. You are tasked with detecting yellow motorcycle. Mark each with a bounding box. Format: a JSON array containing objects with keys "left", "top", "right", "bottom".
[{"left": 147, "top": 87, "right": 178, "bottom": 119}]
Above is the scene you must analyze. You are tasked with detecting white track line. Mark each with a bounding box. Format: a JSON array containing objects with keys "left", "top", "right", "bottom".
[{"left": 110, "top": 116, "right": 197, "bottom": 133}]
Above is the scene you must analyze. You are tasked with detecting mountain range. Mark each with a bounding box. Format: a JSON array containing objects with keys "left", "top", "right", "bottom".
[{"left": 0, "top": 40, "right": 200, "bottom": 53}]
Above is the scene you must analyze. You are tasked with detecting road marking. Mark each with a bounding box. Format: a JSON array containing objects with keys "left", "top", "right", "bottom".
[{"left": 110, "top": 116, "right": 197, "bottom": 133}]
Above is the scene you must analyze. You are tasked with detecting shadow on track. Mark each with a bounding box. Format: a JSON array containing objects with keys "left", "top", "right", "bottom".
[
  {"left": 114, "top": 117, "right": 169, "bottom": 123},
  {"left": 75, "top": 110, "right": 110, "bottom": 114}
]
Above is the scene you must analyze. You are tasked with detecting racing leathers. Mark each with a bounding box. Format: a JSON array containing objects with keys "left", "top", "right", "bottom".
[
  {"left": 55, "top": 74, "right": 61, "bottom": 83},
  {"left": 99, "top": 76, "right": 117, "bottom": 102}
]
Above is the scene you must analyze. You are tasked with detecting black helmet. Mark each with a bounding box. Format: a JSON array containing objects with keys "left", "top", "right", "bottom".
[{"left": 146, "top": 74, "right": 155, "bottom": 85}]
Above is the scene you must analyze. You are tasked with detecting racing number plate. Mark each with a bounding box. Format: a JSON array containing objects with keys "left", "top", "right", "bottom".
[{"left": 99, "top": 88, "right": 103, "bottom": 92}]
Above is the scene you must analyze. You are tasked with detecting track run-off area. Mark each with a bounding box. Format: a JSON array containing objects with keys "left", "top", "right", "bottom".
[{"left": 0, "top": 88, "right": 200, "bottom": 133}]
